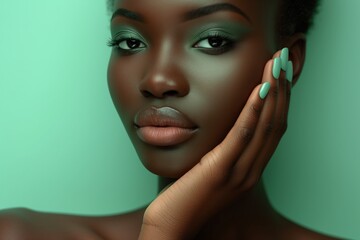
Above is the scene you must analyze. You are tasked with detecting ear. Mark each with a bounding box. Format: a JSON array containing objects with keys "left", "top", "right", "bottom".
[{"left": 282, "top": 33, "right": 307, "bottom": 87}]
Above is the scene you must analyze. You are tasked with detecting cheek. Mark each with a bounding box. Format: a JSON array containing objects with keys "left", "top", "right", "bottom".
[
  {"left": 106, "top": 42, "right": 270, "bottom": 178},
  {"left": 185, "top": 45, "right": 267, "bottom": 133},
  {"left": 107, "top": 53, "right": 143, "bottom": 120}
]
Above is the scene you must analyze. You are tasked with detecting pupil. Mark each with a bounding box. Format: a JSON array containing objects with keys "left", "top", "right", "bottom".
[
  {"left": 127, "top": 39, "right": 140, "bottom": 49},
  {"left": 208, "top": 37, "right": 223, "bottom": 48}
]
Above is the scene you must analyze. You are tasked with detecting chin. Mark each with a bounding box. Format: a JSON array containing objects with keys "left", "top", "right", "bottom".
[
  {"left": 135, "top": 145, "right": 202, "bottom": 178},
  {"left": 129, "top": 132, "right": 214, "bottom": 178},
  {"left": 144, "top": 161, "right": 192, "bottom": 179},
  {"left": 124, "top": 113, "right": 232, "bottom": 179}
]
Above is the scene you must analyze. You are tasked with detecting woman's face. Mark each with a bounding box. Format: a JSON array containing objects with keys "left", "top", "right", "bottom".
[{"left": 108, "top": 0, "right": 280, "bottom": 178}]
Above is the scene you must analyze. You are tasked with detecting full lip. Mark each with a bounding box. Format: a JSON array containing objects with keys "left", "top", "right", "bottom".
[{"left": 134, "top": 106, "right": 198, "bottom": 147}]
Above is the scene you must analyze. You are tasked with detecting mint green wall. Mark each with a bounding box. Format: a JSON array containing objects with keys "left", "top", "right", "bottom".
[
  {"left": 264, "top": 1, "right": 360, "bottom": 239},
  {"left": 0, "top": 1, "right": 157, "bottom": 215},
  {"left": 0, "top": 1, "right": 358, "bottom": 239}
]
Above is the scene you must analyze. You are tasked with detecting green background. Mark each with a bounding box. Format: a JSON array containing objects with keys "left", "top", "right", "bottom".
[{"left": 0, "top": 1, "right": 359, "bottom": 239}]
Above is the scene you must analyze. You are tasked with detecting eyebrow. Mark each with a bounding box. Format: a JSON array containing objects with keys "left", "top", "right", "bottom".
[
  {"left": 111, "top": 8, "right": 144, "bottom": 22},
  {"left": 111, "top": 3, "right": 251, "bottom": 23},
  {"left": 183, "top": 3, "right": 251, "bottom": 23}
]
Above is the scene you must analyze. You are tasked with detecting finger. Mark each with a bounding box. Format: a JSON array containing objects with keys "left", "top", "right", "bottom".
[
  {"left": 140, "top": 51, "right": 290, "bottom": 240},
  {"left": 158, "top": 80, "right": 272, "bottom": 233},
  {"left": 232, "top": 54, "right": 281, "bottom": 187},
  {"left": 248, "top": 53, "right": 293, "bottom": 181},
  {"left": 199, "top": 77, "right": 270, "bottom": 179}
]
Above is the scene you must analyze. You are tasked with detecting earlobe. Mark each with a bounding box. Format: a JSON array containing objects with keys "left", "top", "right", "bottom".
[{"left": 282, "top": 33, "right": 307, "bottom": 87}]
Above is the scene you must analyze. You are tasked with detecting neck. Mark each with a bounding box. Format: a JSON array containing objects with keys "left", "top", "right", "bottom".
[
  {"left": 157, "top": 176, "right": 272, "bottom": 207},
  {"left": 157, "top": 176, "right": 281, "bottom": 237}
]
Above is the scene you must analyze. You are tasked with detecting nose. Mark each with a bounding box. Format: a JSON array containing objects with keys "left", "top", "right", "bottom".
[
  {"left": 139, "top": 65, "right": 190, "bottom": 98},
  {"left": 139, "top": 44, "right": 189, "bottom": 98}
]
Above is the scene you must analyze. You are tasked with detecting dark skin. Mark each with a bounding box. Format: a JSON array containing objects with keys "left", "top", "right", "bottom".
[{"left": 0, "top": 0, "right": 343, "bottom": 239}]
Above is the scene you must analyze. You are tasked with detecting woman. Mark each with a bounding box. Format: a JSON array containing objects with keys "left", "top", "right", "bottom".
[{"left": 0, "top": 0, "right": 344, "bottom": 239}]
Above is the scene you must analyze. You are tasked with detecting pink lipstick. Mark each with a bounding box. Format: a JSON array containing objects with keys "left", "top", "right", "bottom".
[{"left": 134, "top": 106, "right": 197, "bottom": 147}]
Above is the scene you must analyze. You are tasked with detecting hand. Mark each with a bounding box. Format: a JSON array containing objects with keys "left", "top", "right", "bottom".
[{"left": 139, "top": 49, "right": 293, "bottom": 239}]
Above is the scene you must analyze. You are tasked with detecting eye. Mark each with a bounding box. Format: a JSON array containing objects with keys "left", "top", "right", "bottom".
[
  {"left": 107, "top": 37, "right": 146, "bottom": 53},
  {"left": 192, "top": 33, "right": 236, "bottom": 55},
  {"left": 118, "top": 38, "right": 146, "bottom": 50},
  {"left": 194, "top": 36, "right": 230, "bottom": 49}
]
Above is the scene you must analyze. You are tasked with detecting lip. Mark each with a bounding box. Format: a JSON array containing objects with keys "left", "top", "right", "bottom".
[{"left": 134, "top": 106, "right": 198, "bottom": 146}]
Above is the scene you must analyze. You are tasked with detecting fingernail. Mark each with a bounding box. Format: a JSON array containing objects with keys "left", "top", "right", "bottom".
[
  {"left": 280, "top": 48, "right": 289, "bottom": 71},
  {"left": 259, "top": 82, "right": 271, "bottom": 99},
  {"left": 286, "top": 61, "right": 293, "bottom": 82},
  {"left": 272, "top": 57, "right": 281, "bottom": 79}
]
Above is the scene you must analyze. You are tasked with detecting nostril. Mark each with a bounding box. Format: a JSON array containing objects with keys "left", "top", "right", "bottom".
[
  {"left": 163, "top": 90, "right": 179, "bottom": 97},
  {"left": 140, "top": 90, "right": 180, "bottom": 98},
  {"left": 141, "top": 90, "right": 153, "bottom": 98}
]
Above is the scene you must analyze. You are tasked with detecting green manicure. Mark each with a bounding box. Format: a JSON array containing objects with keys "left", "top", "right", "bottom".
[
  {"left": 286, "top": 61, "right": 293, "bottom": 82},
  {"left": 272, "top": 57, "right": 281, "bottom": 79},
  {"left": 280, "top": 48, "right": 289, "bottom": 71},
  {"left": 259, "top": 82, "right": 271, "bottom": 99}
]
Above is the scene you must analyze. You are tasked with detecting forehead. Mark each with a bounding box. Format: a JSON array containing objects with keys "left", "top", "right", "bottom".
[{"left": 112, "top": 0, "right": 279, "bottom": 26}]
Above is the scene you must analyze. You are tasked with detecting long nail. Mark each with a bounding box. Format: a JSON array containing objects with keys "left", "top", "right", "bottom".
[
  {"left": 272, "top": 58, "right": 281, "bottom": 79},
  {"left": 280, "top": 48, "right": 289, "bottom": 71},
  {"left": 259, "top": 82, "right": 271, "bottom": 99}
]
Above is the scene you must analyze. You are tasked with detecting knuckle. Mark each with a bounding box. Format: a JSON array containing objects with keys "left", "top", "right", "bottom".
[
  {"left": 201, "top": 152, "right": 220, "bottom": 178},
  {"left": 263, "top": 122, "right": 274, "bottom": 136},
  {"left": 250, "top": 102, "right": 262, "bottom": 118},
  {"left": 269, "top": 87, "right": 279, "bottom": 98},
  {"left": 229, "top": 169, "right": 247, "bottom": 190},
  {"left": 143, "top": 206, "right": 170, "bottom": 236},
  {"left": 274, "top": 120, "right": 288, "bottom": 136},
  {"left": 141, "top": 219, "right": 167, "bottom": 238},
  {"left": 200, "top": 151, "right": 230, "bottom": 186},
  {"left": 236, "top": 127, "right": 255, "bottom": 144},
  {"left": 242, "top": 174, "right": 261, "bottom": 192},
  {"left": 143, "top": 205, "right": 163, "bottom": 226}
]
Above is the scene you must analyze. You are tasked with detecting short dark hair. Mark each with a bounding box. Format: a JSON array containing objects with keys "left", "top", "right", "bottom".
[
  {"left": 106, "top": 0, "right": 321, "bottom": 36},
  {"left": 278, "top": 0, "right": 321, "bottom": 36}
]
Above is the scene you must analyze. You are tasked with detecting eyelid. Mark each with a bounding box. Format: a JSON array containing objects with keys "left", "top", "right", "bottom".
[
  {"left": 188, "top": 21, "right": 250, "bottom": 43},
  {"left": 193, "top": 34, "right": 232, "bottom": 48},
  {"left": 193, "top": 28, "right": 235, "bottom": 42},
  {"left": 112, "top": 29, "right": 148, "bottom": 45},
  {"left": 191, "top": 29, "right": 237, "bottom": 52},
  {"left": 194, "top": 31, "right": 236, "bottom": 46}
]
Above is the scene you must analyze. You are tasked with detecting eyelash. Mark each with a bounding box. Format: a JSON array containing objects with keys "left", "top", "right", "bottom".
[
  {"left": 107, "top": 32, "right": 236, "bottom": 55},
  {"left": 107, "top": 37, "right": 146, "bottom": 55},
  {"left": 193, "top": 32, "right": 236, "bottom": 55}
]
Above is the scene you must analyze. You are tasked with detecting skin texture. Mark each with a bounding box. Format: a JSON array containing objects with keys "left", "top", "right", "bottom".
[
  {"left": 107, "top": 0, "right": 341, "bottom": 239},
  {"left": 108, "top": 0, "right": 277, "bottom": 178},
  {"left": 0, "top": 0, "right": 344, "bottom": 239}
]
